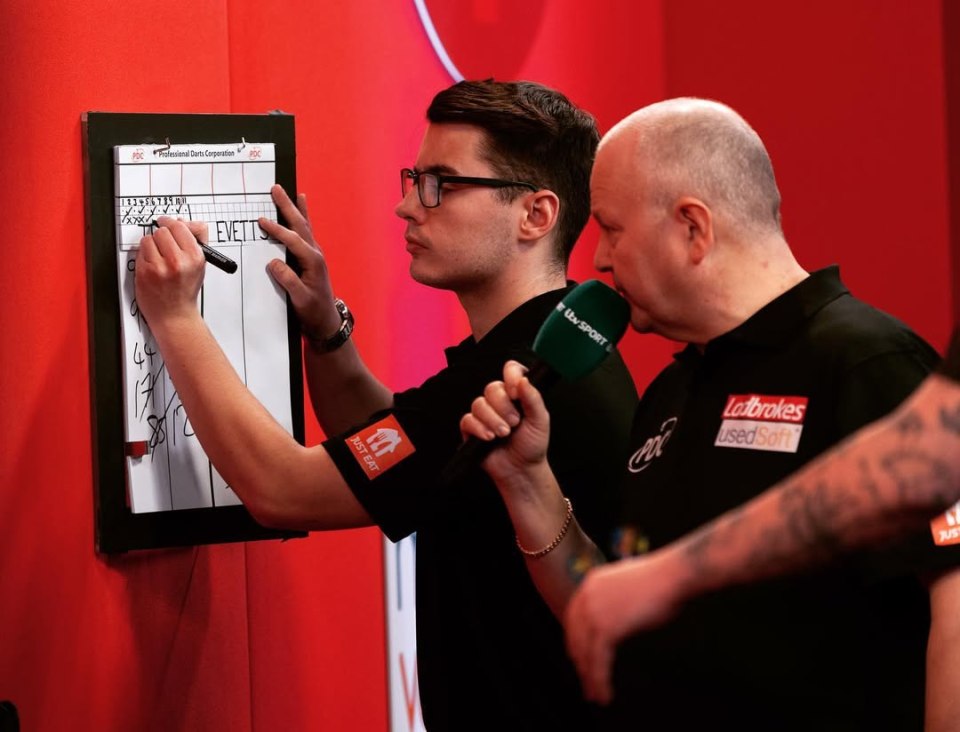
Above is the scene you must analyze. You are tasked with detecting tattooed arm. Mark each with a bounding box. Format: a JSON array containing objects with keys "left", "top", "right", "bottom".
[{"left": 564, "top": 374, "right": 960, "bottom": 705}]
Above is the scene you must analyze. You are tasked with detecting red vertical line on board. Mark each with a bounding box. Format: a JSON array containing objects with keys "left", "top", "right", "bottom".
[
  {"left": 399, "top": 653, "right": 419, "bottom": 730},
  {"left": 210, "top": 162, "right": 216, "bottom": 253}
]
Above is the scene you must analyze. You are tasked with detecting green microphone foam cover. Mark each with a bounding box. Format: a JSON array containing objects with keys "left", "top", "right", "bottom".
[{"left": 532, "top": 280, "right": 630, "bottom": 381}]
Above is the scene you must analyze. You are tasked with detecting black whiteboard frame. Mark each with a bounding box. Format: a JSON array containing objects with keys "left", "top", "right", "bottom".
[{"left": 83, "top": 112, "right": 306, "bottom": 553}]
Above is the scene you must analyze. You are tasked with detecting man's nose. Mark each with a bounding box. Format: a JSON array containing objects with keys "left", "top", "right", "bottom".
[{"left": 395, "top": 187, "right": 424, "bottom": 221}]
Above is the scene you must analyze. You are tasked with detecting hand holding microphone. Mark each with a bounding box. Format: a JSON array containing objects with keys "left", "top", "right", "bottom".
[
  {"left": 460, "top": 359, "right": 552, "bottom": 482},
  {"left": 445, "top": 280, "right": 630, "bottom": 486}
]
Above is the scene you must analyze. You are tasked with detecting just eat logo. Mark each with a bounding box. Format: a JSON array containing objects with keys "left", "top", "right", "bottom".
[
  {"left": 346, "top": 414, "right": 416, "bottom": 479},
  {"left": 931, "top": 502, "right": 960, "bottom": 547}
]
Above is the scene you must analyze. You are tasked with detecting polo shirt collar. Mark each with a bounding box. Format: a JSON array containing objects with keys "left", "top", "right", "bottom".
[
  {"left": 678, "top": 265, "right": 849, "bottom": 361},
  {"left": 444, "top": 283, "right": 576, "bottom": 366}
]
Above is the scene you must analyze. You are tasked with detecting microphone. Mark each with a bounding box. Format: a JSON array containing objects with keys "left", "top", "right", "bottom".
[{"left": 440, "top": 280, "right": 630, "bottom": 486}]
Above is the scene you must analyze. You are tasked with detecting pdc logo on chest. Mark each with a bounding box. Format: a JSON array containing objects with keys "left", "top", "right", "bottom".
[{"left": 714, "top": 394, "right": 808, "bottom": 453}]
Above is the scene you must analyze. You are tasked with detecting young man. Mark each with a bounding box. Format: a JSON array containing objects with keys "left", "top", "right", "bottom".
[
  {"left": 134, "top": 80, "right": 637, "bottom": 730},
  {"left": 462, "top": 98, "right": 960, "bottom": 730}
]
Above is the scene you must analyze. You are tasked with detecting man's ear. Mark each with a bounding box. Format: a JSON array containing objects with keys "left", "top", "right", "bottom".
[
  {"left": 675, "top": 196, "right": 713, "bottom": 264},
  {"left": 518, "top": 190, "right": 560, "bottom": 243}
]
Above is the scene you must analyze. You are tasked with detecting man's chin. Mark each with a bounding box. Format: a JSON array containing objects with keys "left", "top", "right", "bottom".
[
  {"left": 409, "top": 263, "right": 451, "bottom": 290},
  {"left": 629, "top": 312, "right": 654, "bottom": 335}
]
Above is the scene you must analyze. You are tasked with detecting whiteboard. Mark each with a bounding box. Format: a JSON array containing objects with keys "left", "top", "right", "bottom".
[{"left": 113, "top": 142, "right": 293, "bottom": 513}]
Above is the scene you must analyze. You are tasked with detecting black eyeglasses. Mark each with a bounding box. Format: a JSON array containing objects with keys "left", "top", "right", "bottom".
[{"left": 400, "top": 168, "right": 537, "bottom": 208}]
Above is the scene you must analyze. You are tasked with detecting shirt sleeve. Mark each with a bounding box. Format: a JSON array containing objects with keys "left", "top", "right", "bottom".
[
  {"left": 323, "top": 402, "right": 454, "bottom": 543},
  {"left": 320, "top": 345, "right": 533, "bottom": 542}
]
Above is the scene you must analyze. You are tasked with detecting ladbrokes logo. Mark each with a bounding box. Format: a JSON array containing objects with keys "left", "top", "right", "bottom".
[
  {"left": 714, "top": 394, "right": 808, "bottom": 454},
  {"left": 346, "top": 415, "right": 416, "bottom": 479},
  {"left": 721, "top": 394, "right": 808, "bottom": 423},
  {"left": 931, "top": 502, "right": 960, "bottom": 546}
]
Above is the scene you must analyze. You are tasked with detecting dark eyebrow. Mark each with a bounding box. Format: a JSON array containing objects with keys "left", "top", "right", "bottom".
[{"left": 415, "top": 164, "right": 459, "bottom": 176}]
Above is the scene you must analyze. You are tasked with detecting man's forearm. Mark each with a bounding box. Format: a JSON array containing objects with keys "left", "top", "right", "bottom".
[
  {"left": 148, "top": 314, "right": 307, "bottom": 504},
  {"left": 146, "top": 311, "right": 376, "bottom": 530},
  {"left": 666, "top": 376, "right": 960, "bottom": 603},
  {"left": 303, "top": 342, "right": 394, "bottom": 435},
  {"left": 491, "top": 459, "right": 605, "bottom": 618}
]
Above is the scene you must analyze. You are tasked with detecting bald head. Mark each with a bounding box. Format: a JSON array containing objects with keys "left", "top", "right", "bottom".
[{"left": 600, "top": 98, "right": 782, "bottom": 236}]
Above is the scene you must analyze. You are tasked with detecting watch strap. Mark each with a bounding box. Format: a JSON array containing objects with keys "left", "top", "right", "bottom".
[{"left": 304, "top": 298, "right": 354, "bottom": 353}]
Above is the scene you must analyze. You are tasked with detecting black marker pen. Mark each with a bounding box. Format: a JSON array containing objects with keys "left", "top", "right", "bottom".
[
  {"left": 150, "top": 220, "right": 238, "bottom": 274},
  {"left": 196, "top": 242, "right": 238, "bottom": 274}
]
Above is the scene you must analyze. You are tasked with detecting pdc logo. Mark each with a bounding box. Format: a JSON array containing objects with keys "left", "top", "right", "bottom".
[
  {"left": 627, "top": 417, "right": 678, "bottom": 473},
  {"left": 714, "top": 394, "right": 808, "bottom": 454}
]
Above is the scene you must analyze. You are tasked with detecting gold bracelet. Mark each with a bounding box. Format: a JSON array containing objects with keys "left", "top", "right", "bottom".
[{"left": 516, "top": 497, "right": 574, "bottom": 559}]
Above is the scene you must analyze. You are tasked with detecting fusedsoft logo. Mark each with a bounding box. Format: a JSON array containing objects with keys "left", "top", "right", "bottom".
[
  {"left": 346, "top": 415, "right": 416, "bottom": 479},
  {"left": 931, "top": 502, "right": 960, "bottom": 546},
  {"left": 714, "top": 394, "right": 808, "bottom": 453},
  {"left": 627, "top": 417, "right": 678, "bottom": 473}
]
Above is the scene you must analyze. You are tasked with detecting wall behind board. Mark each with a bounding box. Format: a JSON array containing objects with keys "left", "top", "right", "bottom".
[
  {"left": 0, "top": 1, "right": 660, "bottom": 730},
  {"left": 0, "top": 1, "right": 952, "bottom": 730}
]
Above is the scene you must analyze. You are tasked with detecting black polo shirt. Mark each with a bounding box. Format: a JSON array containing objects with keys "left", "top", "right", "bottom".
[
  {"left": 324, "top": 285, "right": 638, "bottom": 731},
  {"left": 607, "top": 266, "right": 948, "bottom": 731}
]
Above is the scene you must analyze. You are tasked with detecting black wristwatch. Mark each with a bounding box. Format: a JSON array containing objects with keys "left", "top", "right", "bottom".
[{"left": 305, "top": 298, "right": 355, "bottom": 353}]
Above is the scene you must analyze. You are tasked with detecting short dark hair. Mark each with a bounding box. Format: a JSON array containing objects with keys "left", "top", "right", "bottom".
[{"left": 427, "top": 79, "right": 599, "bottom": 266}]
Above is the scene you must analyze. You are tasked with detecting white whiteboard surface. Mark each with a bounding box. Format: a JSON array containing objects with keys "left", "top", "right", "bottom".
[{"left": 113, "top": 142, "right": 293, "bottom": 513}]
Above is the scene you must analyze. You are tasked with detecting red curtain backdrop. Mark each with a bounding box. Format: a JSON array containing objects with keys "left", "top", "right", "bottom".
[{"left": 0, "top": 0, "right": 950, "bottom": 729}]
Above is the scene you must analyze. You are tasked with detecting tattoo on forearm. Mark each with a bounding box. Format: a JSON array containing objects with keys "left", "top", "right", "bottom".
[
  {"left": 893, "top": 409, "right": 924, "bottom": 435},
  {"left": 780, "top": 477, "right": 854, "bottom": 557},
  {"left": 881, "top": 448, "right": 957, "bottom": 513},
  {"left": 939, "top": 400, "right": 960, "bottom": 436},
  {"left": 684, "top": 507, "right": 745, "bottom": 575},
  {"left": 567, "top": 545, "right": 606, "bottom": 585},
  {"left": 680, "top": 432, "right": 960, "bottom": 591}
]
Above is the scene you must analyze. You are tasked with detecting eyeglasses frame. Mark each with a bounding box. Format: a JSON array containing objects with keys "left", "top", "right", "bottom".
[{"left": 400, "top": 168, "right": 538, "bottom": 208}]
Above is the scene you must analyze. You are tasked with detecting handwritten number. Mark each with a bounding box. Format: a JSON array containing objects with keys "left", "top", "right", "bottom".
[
  {"left": 173, "top": 404, "right": 195, "bottom": 447},
  {"left": 146, "top": 414, "right": 166, "bottom": 449},
  {"left": 137, "top": 372, "right": 158, "bottom": 420}
]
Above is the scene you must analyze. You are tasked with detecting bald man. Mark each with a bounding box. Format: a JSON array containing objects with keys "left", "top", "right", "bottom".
[{"left": 461, "top": 98, "right": 959, "bottom": 730}]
